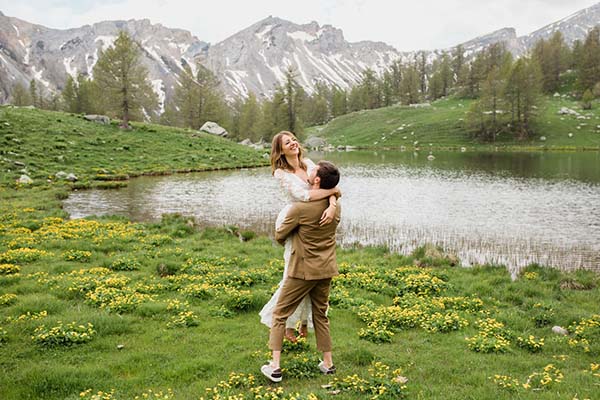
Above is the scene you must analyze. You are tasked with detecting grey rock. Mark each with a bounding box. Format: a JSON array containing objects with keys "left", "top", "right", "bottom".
[
  {"left": 239, "top": 138, "right": 253, "bottom": 146},
  {"left": 17, "top": 174, "right": 33, "bottom": 184},
  {"left": 200, "top": 121, "right": 228, "bottom": 137},
  {"left": 552, "top": 326, "right": 569, "bottom": 336},
  {"left": 66, "top": 173, "right": 78, "bottom": 182},
  {"left": 13, "top": 161, "right": 25, "bottom": 167},
  {"left": 55, "top": 171, "right": 68, "bottom": 179},
  {"left": 1, "top": 3, "right": 599, "bottom": 104},
  {"left": 305, "top": 136, "right": 327, "bottom": 149},
  {"left": 558, "top": 107, "right": 580, "bottom": 116},
  {"left": 84, "top": 114, "right": 110, "bottom": 124}
]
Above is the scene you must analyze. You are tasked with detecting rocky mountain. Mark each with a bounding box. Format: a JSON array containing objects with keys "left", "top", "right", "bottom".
[
  {"left": 0, "top": 2, "right": 599, "bottom": 105},
  {"left": 200, "top": 16, "right": 410, "bottom": 100},
  {"left": 0, "top": 12, "right": 208, "bottom": 110}
]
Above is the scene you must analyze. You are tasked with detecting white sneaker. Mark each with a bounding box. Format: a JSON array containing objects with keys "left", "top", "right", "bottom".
[
  {"left": 318, "top": 360, "right": 336, "bottom": 375},
  {"left": 261, "top": 362, "right": 282, "bottom": 383}
]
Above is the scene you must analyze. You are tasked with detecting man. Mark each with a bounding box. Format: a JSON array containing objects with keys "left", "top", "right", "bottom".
[{"left": 261, "top": 161, "right": 341, "bottom": 383}]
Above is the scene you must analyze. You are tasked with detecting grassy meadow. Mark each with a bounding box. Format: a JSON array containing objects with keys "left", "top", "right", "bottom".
[
  {"left": 0, "top": 106, "right": 599, "bottom": 400},
  {"left": 308, "top": 95, "right": 600, "bottom": 151}
]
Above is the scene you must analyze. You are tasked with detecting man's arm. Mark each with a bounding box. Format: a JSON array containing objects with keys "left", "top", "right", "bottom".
[{"left": 274, "top": 204, "right": 301, "bottom": 245}]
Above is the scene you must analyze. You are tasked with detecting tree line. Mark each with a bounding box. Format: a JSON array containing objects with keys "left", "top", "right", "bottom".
[{"left": 8, "top": 27, "right": 600, "bottom": 141}]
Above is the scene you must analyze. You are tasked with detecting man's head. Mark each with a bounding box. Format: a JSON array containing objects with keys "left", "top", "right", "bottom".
[{"left": 309, "top": 161, "right": 340, "bottom": 189}]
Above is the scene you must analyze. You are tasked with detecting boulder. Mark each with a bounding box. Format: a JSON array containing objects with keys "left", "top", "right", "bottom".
[
  {"left": 17, "top": 174, "right": 33, "bottom": 185},
  {"left": 66, "top": 173, "right": 78, "bottom": 182},
  {"left": 558, "top": 107, "right": 580, "bottom": 116},
  {"left": 84, "top": 114, "right": 111, "bottom": 125},
  {"left": 239, "top": 138, "right": 253, "bottom": 146},
  {"left": 552, "top": 326, "right": 569, "bottom": 336},
  {"left": 200, "top": 121, "right": 228, "bottom": 137},
  {"left": 305, "top": 136, "right": 327, "bottom": 149},
  {"left": 540, "top": 136, "right": 546, "bottom": 141},
  {"left": 13, "top": 161, "right": 25, "bottom": 167},
  {"left": 409, "top": 102, "right": 431, "bottom": 108},
  {"left": 55, "top": 171, "right": 68, "bottom": 179}
]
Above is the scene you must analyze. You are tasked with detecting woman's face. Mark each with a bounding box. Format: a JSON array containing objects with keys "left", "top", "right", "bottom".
[{"left": 281, "top": 134, "right": 299, "bottom": 157}]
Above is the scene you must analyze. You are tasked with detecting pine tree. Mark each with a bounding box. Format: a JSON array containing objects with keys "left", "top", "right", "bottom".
[
  {"left": 283, "top": 67, "right": 299, "bottom": 133},
  {"left": 533, "top": 32, "right": 569, "bottom": 93},
  {"left": 29, "top": 79, "right": 38, "bottom": 108},
  {"left": 452, "top": 45, "right": 466, "bottom": 87},
  {"left": 11, "top": 82, "right": 31, "bottom": 106},
  {"left": 62, "top": 76, "right": 78, "bottom": 113},
  {"left": 331, "top": 87, "right": 348, "bottom": 117},
  {"left": 400, "top": 64, "right": 420, "bottom": 105},
  {"left": 93, "top": 31, "right": 158, "bottom": 128},
  {"left": 581, "top": 89, "right": 594, "bottom": 110},
  {"left": 239, "top": 92, "right": 262, "bottom": 142},
  {"left": 577, "top": 27, "right": 600, "bottom": 93},
  {"left": 504, "top": 58, "right": 542, "bottom": 140},
  {"left": 173, "top": 65, "right": 199, "bottom": 128},
  {"left": 417, "top": 51, "right": 427, "bottom": 96}
]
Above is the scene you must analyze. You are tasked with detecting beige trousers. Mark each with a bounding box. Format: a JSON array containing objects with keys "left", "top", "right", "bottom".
[{"left": 268, "top": 277, "right": 332, "bottom": 352}]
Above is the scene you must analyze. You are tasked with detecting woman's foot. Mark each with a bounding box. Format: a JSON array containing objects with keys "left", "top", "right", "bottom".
[
  {"left": 299, "top": 324, "right": 308, "bottom": 338},
  {"left": 285, "top": 328, "right": 297, "bottom": 343}
]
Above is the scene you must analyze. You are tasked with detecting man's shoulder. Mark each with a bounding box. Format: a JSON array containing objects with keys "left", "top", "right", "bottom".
[{"left": 290, "top": 199, "right": 328, "bottom": 212}]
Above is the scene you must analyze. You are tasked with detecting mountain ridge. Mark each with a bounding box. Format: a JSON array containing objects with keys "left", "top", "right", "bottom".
[{"left": 0, "top": 3, "right": 599, "bottom": 104}]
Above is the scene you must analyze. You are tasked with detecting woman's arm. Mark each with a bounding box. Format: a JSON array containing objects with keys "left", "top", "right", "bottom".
[
  {"left": 307, "top": 187, "right": 340, "bottom": 201},
  {"left": 319, "top": 194, "right": 338, "bottom": 226}
]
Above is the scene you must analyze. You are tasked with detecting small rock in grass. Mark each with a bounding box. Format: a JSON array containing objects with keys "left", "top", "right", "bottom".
[{"left": 552, "top": 326, "right": 568, "bottom": 336}]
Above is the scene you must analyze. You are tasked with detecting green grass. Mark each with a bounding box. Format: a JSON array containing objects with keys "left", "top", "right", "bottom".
[
  {"left": 308, "top": 95, "right": 600, "bottom": 151},
  {"left": 0, "top": 106, "right": 269, "bottom": 187},
  {"left": 0, "top": 107, "right": 599, "bottom": 399}
]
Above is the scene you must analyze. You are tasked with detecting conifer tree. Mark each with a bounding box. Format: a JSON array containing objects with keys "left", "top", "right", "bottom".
[
  {"left": 29, "top": 79, "right": 38, "bottom": 107},
  {"left": 400, "top": 64, "right": 420, "bottom": 105},
  {"left": 283, "top": 67, "right": 299, "bottom": 133},
  {"left": 582, "top": 89, "right": 594, "bottom": 110},
  {"left": 331, "top": 87, "right": 348, "bottom": 117},
  {"left": 504, "top": 58, "right": 542, "bottom": 140},
  {"left": 62, "top": 76, "right": 78, "bottom": 113},
  {"left": 239, "top": 92, "right": 262, "bottom": 142},
  {"left": 577, "top": 27, "right": 600, "bottom": 93},
  {"left": 93, "top": 31, "right": 157, "bottom": 128},
  {"left": 10, "top": 82, "right": 31, "bottom": 106}
]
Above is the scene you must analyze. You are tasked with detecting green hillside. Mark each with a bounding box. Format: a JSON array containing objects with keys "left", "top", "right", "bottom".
[
  {"left": 308, "top": 96, "right": 600, "bottom": 151},
  {"left": 0, "top": 106, "right": 268, "bottom": 187}
]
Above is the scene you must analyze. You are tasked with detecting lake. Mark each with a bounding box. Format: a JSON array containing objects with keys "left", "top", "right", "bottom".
[{"left": 63, "top": 150, "right": 600, "bottom": 275}]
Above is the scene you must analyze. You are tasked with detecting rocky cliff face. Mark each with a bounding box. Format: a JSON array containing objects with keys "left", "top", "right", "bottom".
[
  {"left": 0, "top": 3, "right": 599, "bottom": 105},
  {"left": 200, "top": 16, "right": 407, "bottom": 100},
  {"left": 0, "top": 13, "right": 208, "bottom": 109},
  {"left": 522, "top": 2, "right": 600, "bottom": 49}
]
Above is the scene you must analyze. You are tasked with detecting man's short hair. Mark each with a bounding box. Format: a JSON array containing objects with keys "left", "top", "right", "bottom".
[{"left": 316, "top": 161, "right": 340, "bottom": 189}]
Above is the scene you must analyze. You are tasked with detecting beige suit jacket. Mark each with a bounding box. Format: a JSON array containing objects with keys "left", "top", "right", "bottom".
[{"left": 275, "top": 198, "right": 341, "bottom": 280}]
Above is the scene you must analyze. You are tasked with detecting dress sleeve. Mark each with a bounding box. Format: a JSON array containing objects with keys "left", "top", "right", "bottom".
[{"left": 274, "top": 169, "right": 310, "bottom": 202}]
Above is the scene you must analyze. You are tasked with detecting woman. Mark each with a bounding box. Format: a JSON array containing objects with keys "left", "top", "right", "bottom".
[{"left": 259, "top": 131, "right": 339, "bottom": 342}]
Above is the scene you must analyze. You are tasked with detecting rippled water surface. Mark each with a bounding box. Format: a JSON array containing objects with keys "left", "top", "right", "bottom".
[{"left": 64, "top": 151, "right": 600, "bottom": 273}]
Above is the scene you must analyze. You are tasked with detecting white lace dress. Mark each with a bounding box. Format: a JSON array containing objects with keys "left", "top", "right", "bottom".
[{"left": 259, "top": 159, "right": 317, "bottom": 330}]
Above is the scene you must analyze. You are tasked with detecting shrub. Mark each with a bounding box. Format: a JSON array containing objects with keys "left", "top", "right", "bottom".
[
  {"left": 283, "top": 352, "right": 321, "bottom": 379},
  {"left": 63, "top": 250, "right": 92, "bottom": 262},
  {"left": 516, "top": 335, "right": 545, "bottom": 353},
  {"left": 0, "top": 293, "right": 17, "bottom": 306},
  {"left": 109, "top": 256, "right": 141, "bottom": 271},
  {"left": 167, "top": 311, "right": 199, "bottom": 328},
  {"left": 32, "top": 321, "right": 96, "bottom": 347},
  {"left": 0, "top": 263, "right": 20, "bottom": 275}
]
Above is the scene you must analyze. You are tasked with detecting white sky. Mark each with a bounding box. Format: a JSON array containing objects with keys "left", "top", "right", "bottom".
[{"left": 1, "top": 0, "right": 598, "bottom": 51}]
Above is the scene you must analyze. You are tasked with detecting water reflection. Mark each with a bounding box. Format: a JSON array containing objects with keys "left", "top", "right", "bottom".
[{"left": 64, "top": 151, "right": 600, "bottom": 273}]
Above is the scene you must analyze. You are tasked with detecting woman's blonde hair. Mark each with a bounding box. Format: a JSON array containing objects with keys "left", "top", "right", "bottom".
[{"left": 270, "top": 131, "right": 306, "bottom": 174}]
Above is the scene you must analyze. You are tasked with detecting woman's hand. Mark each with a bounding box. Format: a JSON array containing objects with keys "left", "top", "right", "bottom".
[{"left": 319, "top": 204, "right": 336, "bottom": 226}]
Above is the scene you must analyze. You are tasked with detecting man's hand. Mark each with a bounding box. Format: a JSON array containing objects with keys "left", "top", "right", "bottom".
[{"left": 319, "top": 204, "right": 336, "bottom": 226}]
